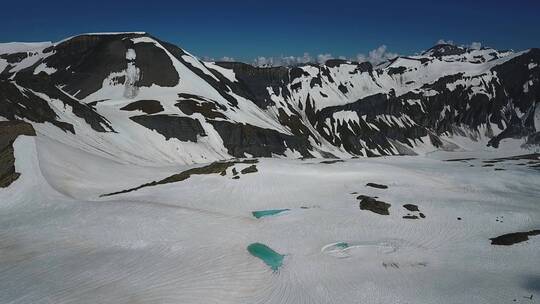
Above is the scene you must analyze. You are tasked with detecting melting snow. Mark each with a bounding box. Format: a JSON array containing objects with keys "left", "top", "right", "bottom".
[{"left": 33, "top": 62, "right": 57, "bottom": 75}]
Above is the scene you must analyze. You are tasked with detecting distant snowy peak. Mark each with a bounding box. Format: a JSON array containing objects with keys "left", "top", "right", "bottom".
[
  {"left": 0, "top": 33, "right": 539, "bottom": 164},
  {"left": 422, "top": 43, "right": 468, "bottom": 57}
]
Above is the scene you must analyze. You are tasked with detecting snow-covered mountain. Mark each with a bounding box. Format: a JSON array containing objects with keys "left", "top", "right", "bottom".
[{"left": 1, "top": 32, "right": 539, "bottom": 164}]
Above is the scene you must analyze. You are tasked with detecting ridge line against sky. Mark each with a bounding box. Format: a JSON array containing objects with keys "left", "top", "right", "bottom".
[{"left": 1, "top": 0, "right": 539, "bottom": 64}]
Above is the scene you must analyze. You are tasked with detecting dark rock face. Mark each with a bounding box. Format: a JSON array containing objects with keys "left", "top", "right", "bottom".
[
  {"left": 487, "top": 49, "right": 540, "bottom": 146},
  {"left": 133, "top": 42, "right": 179, "bottom": 87},
  {"left": 276, "top": 107, "right": 319, "bottom": 149},
  {"left": 240, "top": 165, "right": 258, "bottom": 174},
  {"left": 176, "top": 94, "right": 226, "bottom": 119},
  {"left": 12, "top": 76, "right": 113, "bottom": 133},
  {"left": 209, "top": 120, "right": 312, "bottom": 158},
  {"left": 42, "top": 34, "right": 137, "bottom": 99},
  {"left": 120, "top": 100, "right": 164, "bottom": 114},
  {"left": 358, "top": 195, "right": 391, "bottom": 215},
  {"left": 0, "top": 39, "right": 119, "bottom": 134},
  {"left": 319, "top": 159, "right": 344, "bottom": 164},
  {"left": 6, "top": 33, "right": 179, "bottom": 100},
  {"left": 0, "top": 121, "right": 36, "bottom": 187},
  {"left": 366, "top": 183, "right": 389, "bottom": 189},
  {"left": 214, "top": 62, "right": 290, "bottom": 109},
  {"left": 403, "top": 204, "right": 419, "bottom": 212},
  {"left": 311, "top": 92, "right": 431, "bottom": 156},
  {"left": 0, "top": 52, "right": 29, "bottom": 64},
  {"left": 403, "top": 215, "right": 419, "bottom": 219},
  {"left": 338, "top": 83, "right": 348, "bottom": 94},
  {"left": 491, "top": 49, "right": 539, "bottom": 113},
  {"left": 402, "top": 204, "right": 425, "bottom": 219},
  {"left": 490, "top": 230, "right": 540, "bottom": 245},
  {"left": 388, "top": 66, "right": 407, "bottom": 76},
  {"left": 488, "top": 113, "right": 530, "bottom": 148},
  {"left": 130, "top": 114, "right": 206, "bottom": 142},
  {"left": 413, "top": 73, "right": 499, "bottom": 137},
  {"left": 0, "top": 80, "right": 76, "bottom": 133}
]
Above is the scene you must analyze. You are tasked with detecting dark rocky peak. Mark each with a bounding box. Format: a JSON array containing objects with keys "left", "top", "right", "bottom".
[
  {"left": 32, "top": 32, "right": 180, "bottom": 99},
  {"left": 422, "top": 44, "right": 467, "bottom": 57},
  {"left": 324, "top": 59, "right": 352, "bottom": 68},
  {"left": 51, "top": 32, "right": 147, "bottom": 53}
]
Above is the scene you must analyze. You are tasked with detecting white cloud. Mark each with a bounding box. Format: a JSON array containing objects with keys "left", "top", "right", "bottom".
[
  {"left": 280, "top": 52, "right": 312, "bottom": 65},
  {"left": 201, "top": 56, "right": 236, "bottom": 62},
  {"left": 355, "top": 45, "right": 398, "bottom": 65},
  {"left": 252, "top": 53, "right": 313, "bottom": 67},
  {"left": 469, "top": 42, "right": 482, "bottom": 50},
  {"left": 208, "top": 46, "right": 399, "bottom": 67},
  {"left": 298, "top": 52, "right": 312, "bottom": 64},
  {"left": 219, "top": 56, "right": 236, "bottom": 62},
  {"left": 437, "top": 39, "right": 455, "bottom": 45},
  {"left": 254, "top": 56, "right": 273, "bottom": 67},
  {"left": 317, "top": 53, "right": 333, "bottom": 64}
]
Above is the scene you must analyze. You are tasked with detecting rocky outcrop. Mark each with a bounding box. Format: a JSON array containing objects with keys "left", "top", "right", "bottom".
[
  {"left": 130, "top": 114, "right": 206, "bottom": 142},
  {"left": 422, "top": 44, "right": 467, "bottom": 57},
  {"left": 208, "top": 120, "right": 312, "bottom": 158},
  {"left": 0, "top": 121, "right": 36, "bottom": 187},
  {"left": 214, "top": 62, "right": 290, "bottom": 109},
  {"left": 121, "top": 100, "right": 164, "bottom": 114}
]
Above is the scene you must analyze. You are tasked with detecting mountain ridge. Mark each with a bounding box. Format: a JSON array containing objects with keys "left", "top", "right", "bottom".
[{"left": 1, "top": 32, "right": 539, "bottom": 164}]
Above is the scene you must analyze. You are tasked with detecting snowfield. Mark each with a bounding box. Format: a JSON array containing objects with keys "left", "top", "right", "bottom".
[{"left": 1, "top": 135, "right": 538, "bottom": 304}]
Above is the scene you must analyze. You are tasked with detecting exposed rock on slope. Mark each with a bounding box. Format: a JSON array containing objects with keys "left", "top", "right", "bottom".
[{"left": 0, "top": 121, "right": 35, "bottom": 187}]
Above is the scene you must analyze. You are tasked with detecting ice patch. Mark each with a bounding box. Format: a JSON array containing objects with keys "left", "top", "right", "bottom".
[
  {"left": 321, "top": 240, "right": 402, "bottom": 259},
  {"left": 126, "top": 49, "right": 136, "bottom": 60},
  {"left": 124, "top": 49, "right": 140, "bottom": 99}
]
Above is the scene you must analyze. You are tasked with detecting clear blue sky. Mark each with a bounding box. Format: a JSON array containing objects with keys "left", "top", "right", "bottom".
[{"left": 1, "top": 0, "right": 539, "bottom": 61}]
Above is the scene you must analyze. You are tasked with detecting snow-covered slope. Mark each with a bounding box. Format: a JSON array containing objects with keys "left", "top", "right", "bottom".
[
  {"left": 1, "top": 33, "right": 539, "bottom": 164},
  {"left": 0, "top": 126, "right": 538, "bottom": 304}
]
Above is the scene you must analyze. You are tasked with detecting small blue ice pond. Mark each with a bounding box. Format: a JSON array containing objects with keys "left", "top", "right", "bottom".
[
  {"left": 335, "top": 242, "right": 349, "bottom": 249},
  {"left": 247, "top": 243, "right": 284, "bottom": 271},
  {"left": 252, "top": 209, "right": 290, "bottom": 219}
]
